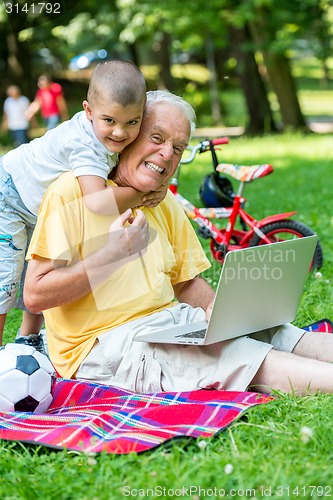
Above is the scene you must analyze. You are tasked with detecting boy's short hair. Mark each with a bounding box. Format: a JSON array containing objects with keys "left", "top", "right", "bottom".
[{"left": 87, "top": 60, "right": 146, "bottom": 107}]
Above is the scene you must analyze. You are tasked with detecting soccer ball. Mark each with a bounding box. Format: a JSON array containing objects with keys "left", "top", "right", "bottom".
[{"left": 0, "top": 343, "right": 56, "bottom": 414}]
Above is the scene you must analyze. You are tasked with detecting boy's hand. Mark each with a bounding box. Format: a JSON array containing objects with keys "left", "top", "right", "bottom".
[{"left": 141, "top": 184, "right": 168, "bottom": 208}]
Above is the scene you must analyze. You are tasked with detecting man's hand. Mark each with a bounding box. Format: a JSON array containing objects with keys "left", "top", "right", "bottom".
[
  {"left": 24, "top": 209, "right": 150, "bottom": 313},
  {"left": 205, "top": 301, "right": 214, "bottom": 320},
  {"left": 107, "top": 208, "right": 150, "bottom": 262},
  {"left": 173, "top": 277, "right": 215, "bottom": 316}
]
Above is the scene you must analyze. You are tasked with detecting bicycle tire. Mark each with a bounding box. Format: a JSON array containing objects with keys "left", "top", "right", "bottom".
[{"left": 249, "top": 219, "right": 323, "bottom": 269}]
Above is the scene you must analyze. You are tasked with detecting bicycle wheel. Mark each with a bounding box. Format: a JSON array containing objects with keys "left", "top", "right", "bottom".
[{"left": 249, "top": 219, "right": 323, "bottom": 269}]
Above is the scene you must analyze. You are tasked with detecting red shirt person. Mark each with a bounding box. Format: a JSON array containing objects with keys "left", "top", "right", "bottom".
[{"left": 26, "top": 75, "right": 68, "bottom": 130}]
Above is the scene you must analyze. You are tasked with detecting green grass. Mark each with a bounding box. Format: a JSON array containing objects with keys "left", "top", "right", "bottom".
[{"left": 2, "top": 132, "right": 333, "bottom": 497}]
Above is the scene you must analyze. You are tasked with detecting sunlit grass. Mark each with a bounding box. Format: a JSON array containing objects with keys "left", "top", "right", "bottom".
[{"left": 299, "top": 90, "right": 333, "bottom": 116}]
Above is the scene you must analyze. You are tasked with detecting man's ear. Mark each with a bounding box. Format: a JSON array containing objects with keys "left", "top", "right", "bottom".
[{"left": 83, "top": 100, "right": 92, "bottom": 121}]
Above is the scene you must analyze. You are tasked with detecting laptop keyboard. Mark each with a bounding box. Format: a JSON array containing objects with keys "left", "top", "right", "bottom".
[{"left": 175, "top": 328, "right": 207, "bottom": 339}]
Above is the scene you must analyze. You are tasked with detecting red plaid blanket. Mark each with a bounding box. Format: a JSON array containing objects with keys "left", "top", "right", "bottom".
[
  {"left": 1, "top": 320, "right": 329, "bottom": 454},
  {"left": 0, "top": 379, "right": 270, "bottom": 454}
]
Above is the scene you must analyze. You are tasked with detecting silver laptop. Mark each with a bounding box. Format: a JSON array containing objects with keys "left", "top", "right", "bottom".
[{"left": 134, "top": 235, "right": 318, "bottom": 345}]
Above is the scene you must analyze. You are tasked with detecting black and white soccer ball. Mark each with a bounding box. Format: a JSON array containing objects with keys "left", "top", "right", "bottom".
[{"left": 0, "top": 343, "right": 56, "bottom": 414}]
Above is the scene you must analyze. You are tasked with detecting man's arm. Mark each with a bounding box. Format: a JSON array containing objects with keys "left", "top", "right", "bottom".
[
  {"left": 24, "top": 209, "right": 149, "bottom": 313},
  {"left": 173, "top": 276, "right": 215, "bottom": 319}
]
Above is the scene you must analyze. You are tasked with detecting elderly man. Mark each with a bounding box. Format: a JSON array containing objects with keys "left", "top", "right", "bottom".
[{"left": 25, "top": 90, "right": 333, "bottom": 395}]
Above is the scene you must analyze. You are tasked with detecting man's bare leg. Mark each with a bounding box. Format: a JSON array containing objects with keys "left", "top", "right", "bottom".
[
  {"left": 292, "top": 331, "right": 333, "bottom": 362},
  {"left": 250, "top": 347, "right": 333, "bottom": 395}
]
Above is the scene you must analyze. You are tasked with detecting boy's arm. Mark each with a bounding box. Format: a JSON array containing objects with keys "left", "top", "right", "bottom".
[
  {"left": 141, "top": 184, "right": 169, "bottom": 208},
  {"left": 78, "top": 175, "right": 145, "bottom": 215}
]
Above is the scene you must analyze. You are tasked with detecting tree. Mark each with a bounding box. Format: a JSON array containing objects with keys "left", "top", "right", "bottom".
[
  {"left": 248, "top": 2, "right": 308, "bottom": 130},
  {"left": 229, "top": 23, "right": 278, "bottom": 134},
  {"left": 2, "top": 10, "right": 33, "bottom": 95}
]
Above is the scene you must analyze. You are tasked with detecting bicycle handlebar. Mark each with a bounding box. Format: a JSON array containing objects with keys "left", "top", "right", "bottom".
[
  {"left": 211, "top": 137, "right": 229, "bottom": 146},
  {"left": 179, "top": 137, "right": 229, "bottom": 164}
]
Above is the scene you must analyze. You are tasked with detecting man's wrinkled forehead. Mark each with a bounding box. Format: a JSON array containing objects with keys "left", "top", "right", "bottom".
[{"left": 145, "top": 106, "right": 190, "bottom": 144}]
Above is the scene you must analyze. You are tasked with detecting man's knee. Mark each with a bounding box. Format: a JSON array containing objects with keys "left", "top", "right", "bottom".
[{"left": 249, "top": 349, "right": 298, "bottom": 394}]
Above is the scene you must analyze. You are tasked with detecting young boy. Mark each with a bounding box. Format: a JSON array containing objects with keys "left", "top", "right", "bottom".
[{"left": 0, "top": 60, "right": 167, "bottom": 351}]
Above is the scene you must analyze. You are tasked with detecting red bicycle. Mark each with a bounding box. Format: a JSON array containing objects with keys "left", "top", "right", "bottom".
[{"left": 169, "top": 137, "right": 323, "bottom": 268}]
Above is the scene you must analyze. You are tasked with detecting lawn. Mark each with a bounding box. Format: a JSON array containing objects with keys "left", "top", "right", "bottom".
[{"left": 1, "top": 131, "right": 333, "bottom": 498}]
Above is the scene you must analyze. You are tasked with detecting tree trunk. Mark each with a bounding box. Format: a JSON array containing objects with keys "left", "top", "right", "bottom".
[
  {"left": 127, "top": 43, "right": 140, "bottom": 68},
  {"left": 320, "top": 59, "right": 330, "bottom": 89},
  {"left": 249, "top": 10, "right": 308, "bottom": 131},
  {"left": 229, "top": 24, "right": 278, "bottom": 135},
  {"left": 5, "top": 16, "right": 33, "bottom": 97},
  {"left": 206, "top": 36, "right": 222, "bottom": 125},
  {"left": 155, "top": 31, "right": 175, "bottom": 91},
  {"left": 262, "top": 52, "right": 308, "bottom": 130}
]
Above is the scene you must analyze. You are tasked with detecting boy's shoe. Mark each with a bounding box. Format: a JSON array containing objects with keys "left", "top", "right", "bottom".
[{"left": 15, "top": 333, "right": 47, "bottom": 356}]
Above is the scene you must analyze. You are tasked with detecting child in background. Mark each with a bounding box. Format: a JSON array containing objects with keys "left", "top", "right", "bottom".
[
  {"left": 0, "top": 60, "right": 167, "bottom": 352},
  {"left": 2, "top": 85, "right": 30, "bottom": 146},
  {"left": 25, "top": 74, "right": 68, "bottom": 130}
]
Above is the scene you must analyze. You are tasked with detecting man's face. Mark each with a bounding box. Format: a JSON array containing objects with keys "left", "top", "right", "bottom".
[
  {"left": 83, "top": 99, "right": 145, "bottom": 154},
  {"left": 115, "top": 102, "right": 190, "bottom": 192}
]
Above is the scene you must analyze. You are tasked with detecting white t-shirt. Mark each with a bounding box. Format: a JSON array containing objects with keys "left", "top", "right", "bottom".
[
  {"left": 3, "top": 96, "right": 30, "bottom": 130},
  {"left": 3, "top": 111, "right": 118, "bottom": 215}
]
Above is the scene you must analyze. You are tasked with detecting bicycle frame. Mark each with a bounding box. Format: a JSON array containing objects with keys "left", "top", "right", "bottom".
[{"left": 169, "top": 139, "right": 296, "bottom": 261}]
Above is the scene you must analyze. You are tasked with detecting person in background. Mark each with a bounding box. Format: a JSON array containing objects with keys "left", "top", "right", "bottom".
[
  {"left": 2, "top": 85, "right": 30, "bottom": 146},
  {"left": 25, "top": 74, "right": 68, "bottom": 130}
]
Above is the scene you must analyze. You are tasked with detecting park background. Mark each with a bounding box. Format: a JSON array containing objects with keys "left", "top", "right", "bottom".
[{"left": 1, "top": 0, "right": 333, "bottom": 498}]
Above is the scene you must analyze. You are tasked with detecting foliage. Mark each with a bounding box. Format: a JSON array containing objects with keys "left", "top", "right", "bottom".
[
  {"left": 1, "top": 0, "right": 332, "bottom": 130},
  {"left": 1, "top": 1, "right": 332, "bottom": 72}
]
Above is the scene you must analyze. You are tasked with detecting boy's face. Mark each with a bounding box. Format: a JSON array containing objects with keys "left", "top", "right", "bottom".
[{"left": 83, "top": 99, "right": 145, "bottom": 154}]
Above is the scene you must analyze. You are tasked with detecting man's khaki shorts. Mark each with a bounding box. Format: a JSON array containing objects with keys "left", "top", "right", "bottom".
[{"left": 76, "top": 303, "right": 304, "bottom": 393}]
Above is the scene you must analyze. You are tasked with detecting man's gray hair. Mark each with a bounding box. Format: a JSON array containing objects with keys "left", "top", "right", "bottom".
[{"left": 146, "top": 90, "right": 196, "bottom": 136}]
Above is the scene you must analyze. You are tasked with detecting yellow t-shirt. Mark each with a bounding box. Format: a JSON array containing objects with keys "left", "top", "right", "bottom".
[{"left": 27, "top": 172, "right": 211, "bottom": 378}]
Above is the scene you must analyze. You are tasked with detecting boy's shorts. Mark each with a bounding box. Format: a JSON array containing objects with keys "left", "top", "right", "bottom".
[
  {"left": 0, "top": 160, "right": 37, "bottom": 313},
  {"left": 75, "top": 303, "right": 305, "bottom": 393}
]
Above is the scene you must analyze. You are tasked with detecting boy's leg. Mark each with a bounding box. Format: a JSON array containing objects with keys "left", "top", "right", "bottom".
[
  {"left": 15, "top": 234, "right": 46, "bottom": 354},
  {"left": 15, "top": 309, "right": 46, "bottom": 354},
  {"left": 19, "top": 310, "right": 44, "bottom": 335},
  {"left": 250, "top": 347, "right": 333, "bottom": 395},
  {"left": 0, "top": 313, "right": 6, "bottom": 344}
]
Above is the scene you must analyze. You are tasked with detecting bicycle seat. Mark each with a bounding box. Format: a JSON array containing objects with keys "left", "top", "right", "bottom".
[{"left": 216, "top": 163, "right": 273, "bottom": 182}]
